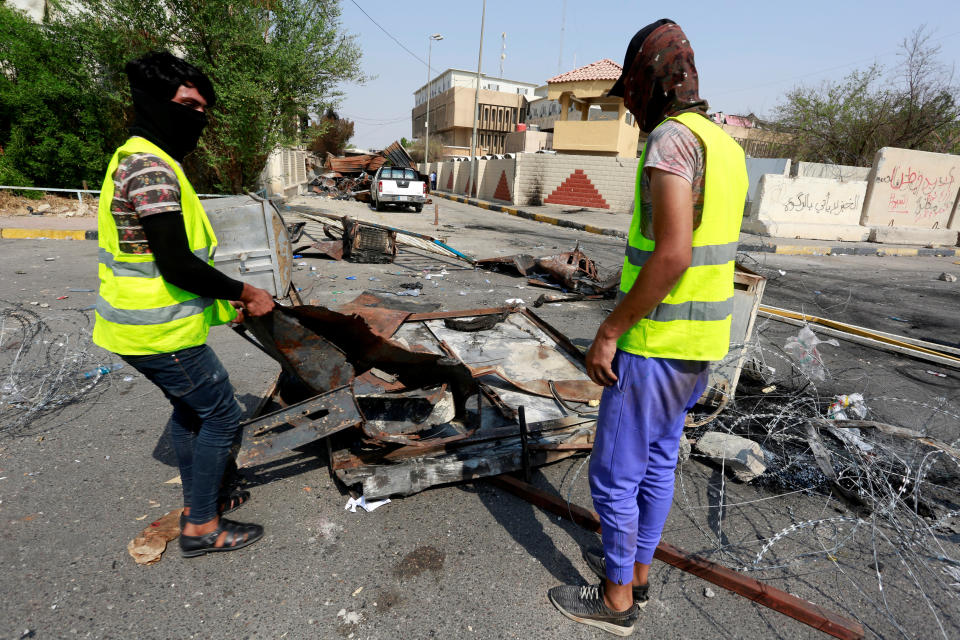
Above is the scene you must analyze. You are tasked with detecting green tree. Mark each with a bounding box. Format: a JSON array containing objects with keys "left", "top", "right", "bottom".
[
  {"left": 306, "top": 108, "right": 354, "bottom": 156},
  {"left": 0, "top": 5, "right": 125, "bottom": 189},
  {"left": 772, "top": 27, "right": 960, "bottom": 166},
  {"left": 60, "top": 0, "right": 364, "bottom": 192}
]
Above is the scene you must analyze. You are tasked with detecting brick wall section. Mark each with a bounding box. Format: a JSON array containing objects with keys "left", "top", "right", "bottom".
[
  {"left": 493, "top": 170, "right": 512, "bottom": 202},
  {"left": 544, "top": 169, "right": 609, "bottom": 209},
  {"left": 515, "top": 154, "right": 638, "bottom": 212}
]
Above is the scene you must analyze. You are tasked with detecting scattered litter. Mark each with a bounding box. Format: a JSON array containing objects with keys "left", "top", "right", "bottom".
[
  {"left": 826, "top": 393, "right": 866, "bottom": 420},
  {"left": 297, "top": 262, "right": 308, "bottom": 266},
  {"left": 783, "top": 325, "right": 838, "bottom": 380},
  {"left": 122, "top": 376, "right": 133, "bottom": 383},
  {"left": 505, "top": 298, "right": 524, "bottom": 305},
  {"left": 127, "top": 508, "right": 184, "bottom": 565},
  {"left": 56, "top": 296, "right": 68, "bottom": 300},
  {"left": 82, "top": 363, "right": 123, "bottom": 379},
  {"left": 761, "top": 385, "right": 777, "bottom": 394},
  {"left": 38, "top": 303, "right": 49, "bottom": 308},
  {"left": 396, "top": 289, "right": 421, "bottom": 297},
  {"left": 336, "top": 609, "right": 363, "bottom": 625},
  {"left": 165, "top": 475, "right": 182, "bottom": 485},
  {"left": 704, "top": 587, "right": 716, "bottom": 598},
  {"left": 778, "top": 269, "right": 786, "bottom": 275},
  {"left": 938, "top": 272, "right": 957, "bottom": 282},
  {"left": 346, "top": 276, "right": 357, "bottom": 280},
  {"left": 344, "top": 496, "right": 391, "bottom": 513},
  {"left": 44, "top": 257, "right": 56, "bottom": 262},
  {"left": 294, "top": 254, "right": 303, "bottom": 259},
  {"left": 926, "top": 370, "right": 947, "bottom": 378},
  {"left": 135, "top": 515, "right": 147, "bottom": 521},
  {"left": 368, "top": 277, "right": 380, "bottom": 281},
  {"left": 888, "top": 316, "right": 909, "bottom": 323},
  {"left": 814, "top": 290, "right": 822, "bottom": 295},
  {"left": 351, "top": 586, "right": 364, "bottom": 597},
  {"left": 69, "top": 288, "right": 94, "bottom": 293},
  {"left": 458, "top": 291, "right": 467, "bottom": 296}
]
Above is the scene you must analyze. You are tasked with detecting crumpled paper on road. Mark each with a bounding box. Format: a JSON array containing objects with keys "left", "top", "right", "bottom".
[{"left": 127, "top": 508, "right": 183, "bottom": 565}]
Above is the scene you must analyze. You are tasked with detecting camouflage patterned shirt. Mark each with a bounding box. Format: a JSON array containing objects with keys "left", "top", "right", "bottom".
[{"left": 109, "top": 152, "right": 181, "bottom": 254}]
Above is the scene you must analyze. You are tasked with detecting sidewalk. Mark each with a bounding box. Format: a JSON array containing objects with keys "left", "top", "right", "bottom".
[
  {"left": 431, "top": 190, "right": 959, "bottom": 258},
  {"left": 0, "top": 214, "right": 97, "bottom": 240}
]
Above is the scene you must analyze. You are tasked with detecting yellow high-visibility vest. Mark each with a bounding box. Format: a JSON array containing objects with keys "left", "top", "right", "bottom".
[
  {"left": 616, "top": 112, "right": 747, "bottom": 361},
  {"left": 93, "top": 137, "right": 236, "bottom": 355}
]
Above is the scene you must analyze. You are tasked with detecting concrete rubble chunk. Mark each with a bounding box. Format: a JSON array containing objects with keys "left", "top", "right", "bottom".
[
  {"left": 938, "top": 272, "right": 957, "bottom": 282},
  {"left": 678, "top": 436, "right": 691, "bottom": 463},
  {"left": 694, "top": 431, "right": 767, "bottom": 482}
]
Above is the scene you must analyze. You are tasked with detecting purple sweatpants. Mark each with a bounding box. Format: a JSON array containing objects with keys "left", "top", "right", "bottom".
[{"left": 589, "top": 350, "right": 708, "bottom": 585}]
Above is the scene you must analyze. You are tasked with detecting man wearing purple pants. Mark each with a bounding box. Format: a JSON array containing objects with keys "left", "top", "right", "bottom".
[{"left": 548, "top": 19, "right": 748, "bottom": 636}]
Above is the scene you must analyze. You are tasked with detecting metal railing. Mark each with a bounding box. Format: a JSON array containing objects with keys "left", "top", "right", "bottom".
[{"left": 0, "top": 185, "right": 232, "bottom": 204}]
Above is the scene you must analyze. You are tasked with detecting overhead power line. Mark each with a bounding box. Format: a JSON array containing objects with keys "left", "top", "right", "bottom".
[{"left": 349, "top": 0, "right": 428, "bottom": 67}]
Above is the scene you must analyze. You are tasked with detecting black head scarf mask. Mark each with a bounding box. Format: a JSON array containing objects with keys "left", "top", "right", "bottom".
[{"left": 129, "top": 88, "right": 208, "bottom": 162}]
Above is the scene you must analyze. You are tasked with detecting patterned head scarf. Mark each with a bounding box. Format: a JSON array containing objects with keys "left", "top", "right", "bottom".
[{"left": 621, "top": 23, "right": 709, "bottom": 133}]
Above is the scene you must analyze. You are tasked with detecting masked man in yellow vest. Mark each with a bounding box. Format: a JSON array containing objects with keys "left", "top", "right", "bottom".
[
  {"left": 548, "top": 21, "right": 748, "bottom": 635},
  {"left": 93, "top": 52, "right": 276, "bottom": 557}
]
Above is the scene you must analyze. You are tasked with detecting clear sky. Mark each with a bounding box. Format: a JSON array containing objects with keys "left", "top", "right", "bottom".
[{"left": 334, "top": 0, "right": 960, "bottom": 150}]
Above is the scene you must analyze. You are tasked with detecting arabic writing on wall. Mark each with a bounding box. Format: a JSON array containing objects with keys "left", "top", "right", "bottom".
[
  {"left": 874, "top": 164, "right": 957, "bottom": 220},
  {"left": 782, "top": 191, "right": 862, "bottom": 216}
]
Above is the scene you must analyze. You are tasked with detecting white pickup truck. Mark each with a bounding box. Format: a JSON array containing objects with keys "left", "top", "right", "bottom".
[{"left": 371, "top": 166, "right": 427, "bottom": 212}]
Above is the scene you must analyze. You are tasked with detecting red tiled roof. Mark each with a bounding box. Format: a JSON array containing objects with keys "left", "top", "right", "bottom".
[{"left": 547, "top": 59, "right": 622, "bottom": 84}]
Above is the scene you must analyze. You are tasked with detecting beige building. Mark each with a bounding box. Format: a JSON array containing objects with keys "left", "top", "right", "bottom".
[
  {"left": 411, "top": 69, "right": 538, "bottom": 156},
  {"left": 546, "top": 59, "right": 640, "bottom": 158}
]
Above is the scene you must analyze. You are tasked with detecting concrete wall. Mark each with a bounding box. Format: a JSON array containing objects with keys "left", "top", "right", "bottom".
[
  {"left": 792, "top": 162, "right": 871, "bottom": 182},
  {"left": 745, "top": 158, "right": 791, "bottom": 206},
  {"left": 743, "top": 175, "right": 869, "bottom": 241},
  {"left": 261, "top": 147, "right": 308, "bottom": 199},
  {"left": 860, "top": 147, "right": 960, "bottom": 246},
  {"left": 514, "top": 153, "right": 638, "bottom": 212}
]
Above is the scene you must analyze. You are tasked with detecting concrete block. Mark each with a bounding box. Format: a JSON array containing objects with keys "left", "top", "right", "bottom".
[
  {"left": 861, "top": 147, "right": 960, "bottom": 230},
  {"left": 792, "top": 161, "right": 871, "bottom": 182},
  {"left": 866, "top": 226, "right": 959, "bottom": 247},
  {"left": 694, "top": 431, "right": 766, "bottom": 482},
  {"left": 745, "top": 157, "right": 791, "bottom": 203},
  {"left": 746, "top": 174, "right": 868, "bottom": 241}
]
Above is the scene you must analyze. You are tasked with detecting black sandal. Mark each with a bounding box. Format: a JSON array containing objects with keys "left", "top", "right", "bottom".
[
  {"left": 179, "top": 518, "right": 264, "bottom": 558},
  {"left": 179, "top": 490, "right": 252, "bottom": 529}
]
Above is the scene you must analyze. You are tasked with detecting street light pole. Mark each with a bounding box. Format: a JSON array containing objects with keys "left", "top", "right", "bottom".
[
  {"left": 469, "top": 0, "right": 486, "bottom": 197},
  {"left": 424, "top": 33, "right": 443, "bottom": 166}
]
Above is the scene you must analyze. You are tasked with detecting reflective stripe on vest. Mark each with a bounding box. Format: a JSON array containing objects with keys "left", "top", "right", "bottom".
[
  {"left": 96, "top": 294, "right": 212, "bottom": 325},
  {"left": 624, "top": 241, "right": 739, "bottom": 269},
  {"left": 98, "top": 247, "right": 211, "bottom": 278},
  {"left": 615, "top": 292, "right": 734, "bottom": 322}
]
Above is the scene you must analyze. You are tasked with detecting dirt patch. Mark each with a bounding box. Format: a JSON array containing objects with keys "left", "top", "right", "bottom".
[
  {"left": 0, "top": 192, "right": 94, "bottom": 217},
  {"left": 392, "top": 545, "right": 445, "bottom": 580}
]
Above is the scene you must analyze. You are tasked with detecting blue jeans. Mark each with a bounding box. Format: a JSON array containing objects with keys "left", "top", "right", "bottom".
[
  {"left": 589, "top": 351, "right": 708, "bottom": 585},
  {"left": 122, "top": 345, "right": 243, "bottom": 525}
]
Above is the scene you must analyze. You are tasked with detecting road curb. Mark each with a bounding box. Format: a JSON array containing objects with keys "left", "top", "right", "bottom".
[
  {"left": 432, "top": 191, "right": 958, "bottom": 258},
  {"left": 432, "top": 191, "right": 629, "bottom": 240},
  {"left": 0, "top": 227, "right": 97, "bottom": 240}
]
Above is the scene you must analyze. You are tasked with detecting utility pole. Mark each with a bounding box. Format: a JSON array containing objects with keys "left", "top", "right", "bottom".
[
  {"left": 469, "top": 0, "right": 486, "bottom": 197},
  {"left": 499, "top": 32, "right": 506, "bottom": 78},
  {"left": 557, "top": 0, "right": 567, "bottom": 75},
  {"left": 424, "top": 33, "right": 443, "bottom": 166}
]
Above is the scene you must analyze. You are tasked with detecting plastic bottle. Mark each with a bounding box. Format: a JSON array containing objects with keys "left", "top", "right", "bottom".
[{"left": 82, "top": 362, "right": 124, "bottom": 379}]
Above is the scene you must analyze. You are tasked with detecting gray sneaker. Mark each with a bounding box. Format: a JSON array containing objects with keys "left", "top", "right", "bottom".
[
  {"left": 548, "top": 583, "right": 639, "bottom": 636},
  {"left": 583, "top": 548, "right": 650, "bottom": 608}
]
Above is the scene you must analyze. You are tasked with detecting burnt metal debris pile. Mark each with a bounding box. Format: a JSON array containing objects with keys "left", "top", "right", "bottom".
[
  {"left": 308, "top": 141, "right": 423, "bottom": 202},
  {"left": 477, "top": 243, "right": 621, "bottom": 306},
  {"left": 235, "top": 295, "right": 601, "bottom": 498}
]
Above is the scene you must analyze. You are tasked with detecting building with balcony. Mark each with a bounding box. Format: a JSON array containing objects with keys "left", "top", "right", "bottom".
[
  {"left": 411, "top": 69, "right": 538, "bottom": 156},
  {"left": 546, "top": 59, "right": 639, "bottom": 158}
]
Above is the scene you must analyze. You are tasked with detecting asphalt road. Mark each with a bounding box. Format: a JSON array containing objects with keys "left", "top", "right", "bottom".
[{"left": 1, "top": 197, "right": 958, "bottom": 640}]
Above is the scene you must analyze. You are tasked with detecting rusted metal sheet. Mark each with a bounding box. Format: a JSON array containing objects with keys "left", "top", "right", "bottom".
[
  {"left": 382, "top": 140, "right": 415, "bottom": 169},
  {"left": 334, "top": 293, "right": 413, "bottom": 339},
  {"left": 243, "top": 309, "right": 355, "bottom": 394},
  {"left": 490, "top": 475, "right": 865, "bottom": 640},
  {"left": 237, "top": 385, "right": 362, "bottom": 467}
]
